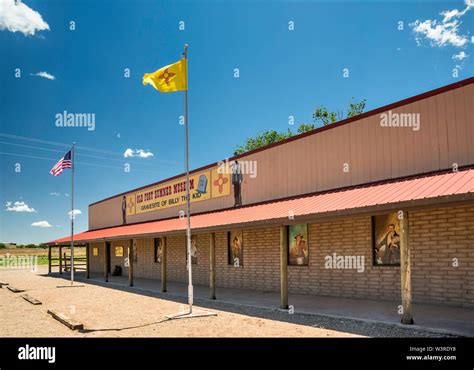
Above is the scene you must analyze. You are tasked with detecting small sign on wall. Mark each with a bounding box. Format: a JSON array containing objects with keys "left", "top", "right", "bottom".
[
  {"left": 115, "top": 246, "right": 124, "bottom": 257},
  {"left": 92, "top": 247, "right": 98, "bottom": 257}
]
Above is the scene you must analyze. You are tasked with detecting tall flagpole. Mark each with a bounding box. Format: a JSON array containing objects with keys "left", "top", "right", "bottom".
[
  {"left": 165, "top": 45, "right": 216, "bottom": 320},
  {"left": 182, "top": 44, "right": 193, "bottom": 313},
  {"left": 70, "top": 142, "right": 75, "bottom": 285}
]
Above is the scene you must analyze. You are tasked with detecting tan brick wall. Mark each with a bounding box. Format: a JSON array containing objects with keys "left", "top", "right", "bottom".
[
  {"left": 167, "top": 234, "right": 209, "bottom": 285},
  {"left": 87, "top": 205, "right": 474, "bottom": 307},
  {"left": 410, "top": 205, "right": 474, "bottom": 307},
  {"left": 88, "top": 242, "right": 104, "bottom": 274},
  {"left": 130, "top": 238, "right": 160, "bottom": 280},
  {"left": 110, "top": 240, "right": 128, "bottom": 275},
  {"left": 215, "top": 228, "right": 281, "bottom": 292},
  {"left": 88, "top": 238, "right": 162, "bottom": 279},
  {"left": 288, "top": 216, "right": 400, "bottom": 301}
]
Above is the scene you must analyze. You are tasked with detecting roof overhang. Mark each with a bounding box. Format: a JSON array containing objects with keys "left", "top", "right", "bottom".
[{"left": 46, "top": 169, "right": 474, "bottom": 245}]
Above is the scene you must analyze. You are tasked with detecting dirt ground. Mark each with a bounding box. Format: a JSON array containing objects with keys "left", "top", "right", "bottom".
[{"left": 0, "top": 267, "right": 363, "bottom": 338}]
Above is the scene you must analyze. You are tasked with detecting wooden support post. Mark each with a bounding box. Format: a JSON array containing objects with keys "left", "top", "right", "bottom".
[
  {"left": 59, "top": 245, "right": 63, "bottom": 274},
  {"left": 280, "top": 225, "right": 289, "bottom": 309},
  {"left": 161, "top": 237, "right": 167, "bottom": 292},
  {"left": 209, "top": 233, "right": 216, "bottom": 300},
  {"left": 86, "top": 243, "right": 90, "bottom": 279},
  {"left": 48, "top": 245, "right": 52, "bottom": 274},
  {"left": 400, "top": 211, "right": 413, "bottom": 325},
  {"left": 129, "top": 239, "right": 134, "bottom": 287},
  {"left": 104, "top": 242, "right": 108, "bottom": 282}
]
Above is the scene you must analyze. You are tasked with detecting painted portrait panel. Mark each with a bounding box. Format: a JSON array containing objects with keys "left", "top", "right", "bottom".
[
  {"left": 373, "top": 213, "right": 401, "bottom": 266},
  {"left": 228, "top": 230, "right": 243, "bottom": 267},
  {"left": 288, "top": 224, "right": 309, "bottom": 266}
]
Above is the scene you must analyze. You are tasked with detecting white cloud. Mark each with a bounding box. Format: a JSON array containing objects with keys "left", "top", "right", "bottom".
[
  {"left": 123, "top": 148, "right": 154, "bottom": 158},
  {"left": 0, "top": 0, "right": 50, "bottom": 36},
  {"left": 31, "top": 71, "right": 55, "bottom": 80},
  {"left": 68, "top": 209, "right": 82, "bottom": 219},
  {"left": 441, "top": 0, "right": 474, "bottom": 22},
  {"left": 411, "top": 19, "right": 468, "bottom": 48},
  {"left": 5, "top": 201, "right": 36, "bottom": 213},
  {"left": 452, "top": 51, "right": 469, "bottom": 60},
  {"left": 50, "top": 192, "right": 61, "bottom": 196},
  {"left": 31, "top": 220, "right": 52, "bottom": 228},
  {"left": 410, "top": 0, "right": 473, "bottom": 48}
]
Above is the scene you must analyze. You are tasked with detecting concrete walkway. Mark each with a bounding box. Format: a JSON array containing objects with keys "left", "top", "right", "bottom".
[{"left": 56, "top": 271, "right": 474, "bottom": 337}]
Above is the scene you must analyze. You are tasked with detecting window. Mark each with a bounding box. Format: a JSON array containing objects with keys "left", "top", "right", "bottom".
[{"left": 92, "top": 247, "right": 98, "bottom": 257}]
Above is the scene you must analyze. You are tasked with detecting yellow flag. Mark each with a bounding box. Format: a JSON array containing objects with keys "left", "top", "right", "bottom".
[{"left": 143, "top": 58, "right": 187, "bottom": 92}]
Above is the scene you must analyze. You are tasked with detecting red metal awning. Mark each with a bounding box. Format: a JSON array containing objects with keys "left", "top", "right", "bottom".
[{"left": 47, "top": 169, "right": 474, "bottom": 245}]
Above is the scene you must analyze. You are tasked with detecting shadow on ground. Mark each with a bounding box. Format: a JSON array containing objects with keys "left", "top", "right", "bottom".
[{"left": 42, "top": 272, "right": 460, "bottom": 338}]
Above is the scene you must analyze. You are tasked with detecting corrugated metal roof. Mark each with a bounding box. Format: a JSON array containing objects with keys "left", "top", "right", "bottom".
[{"left": 47, "top": 169, "right": 474, "bottom": 244}]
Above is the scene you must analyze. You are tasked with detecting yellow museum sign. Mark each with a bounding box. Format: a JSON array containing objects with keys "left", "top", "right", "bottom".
[{"left": 125, "top": 167, "right": 230, "bottom": 216}]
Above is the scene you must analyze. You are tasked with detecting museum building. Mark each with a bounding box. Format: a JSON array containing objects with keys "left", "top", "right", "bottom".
[{"left": 47, "top": 77, "right": 474, "bottom": 322}]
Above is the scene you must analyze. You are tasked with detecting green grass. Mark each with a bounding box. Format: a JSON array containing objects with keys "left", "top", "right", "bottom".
[{"left": 36, "top": 255, "right": 50, "bottom": 265}]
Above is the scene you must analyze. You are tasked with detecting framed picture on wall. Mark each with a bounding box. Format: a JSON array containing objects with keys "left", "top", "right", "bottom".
[
  {"left": 288, "top": 224, "right": 309, "bottom": 266},
  {"left": 154, "top": 237, "right": 164, "bottom": 263},
  {"left": 185, "top": 235, "right": 198, "bottom": 265},
  {"left": 228, "top": 230, "right": 243, "bottom": 267},
  {"left": 115, "top": 246, "right": 123, "bottom": 257},
  {"left": 372, "top": 213, "right": 401, "bottom": 266}
]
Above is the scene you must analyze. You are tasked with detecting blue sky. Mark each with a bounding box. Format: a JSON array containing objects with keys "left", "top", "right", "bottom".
[{"left": 0, "top": 0, "right": 472, "bottom": 244}]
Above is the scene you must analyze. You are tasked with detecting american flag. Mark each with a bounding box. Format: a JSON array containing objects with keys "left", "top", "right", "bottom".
[{"left": 50, "top": 150, "right": 72, "bottom": 176}]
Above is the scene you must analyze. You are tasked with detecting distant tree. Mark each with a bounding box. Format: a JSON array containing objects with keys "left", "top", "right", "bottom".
[
  {"left": 234, "top": 129, "right": 293, "bottom": 155},
  {"left": 234, "top": 99, "right": 367, "bottom": 155},
  {"left": 346, "top": 98, "right": 367, "bottom": 118},
  {"left": 296, "top": 123, "right": 315, "bottom": 134},
  {"left": 312, "top": 98, "right": 366, "bottom": 126},
  {"left": 0, "top": 243, "right": 5, "bottom": 249},
  {"left": 312, "top": 107, "right": 339, "bottom": 126}
]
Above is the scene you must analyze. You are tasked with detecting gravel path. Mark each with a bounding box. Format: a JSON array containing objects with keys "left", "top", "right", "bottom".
[{"left": 0, "top": 268, "right": 456, "bottom": 338}]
